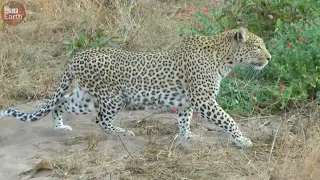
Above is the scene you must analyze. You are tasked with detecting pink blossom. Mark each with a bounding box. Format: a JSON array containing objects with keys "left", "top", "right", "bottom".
[{"left": 203, "top": 8, "right": 209, "bottom": 13}]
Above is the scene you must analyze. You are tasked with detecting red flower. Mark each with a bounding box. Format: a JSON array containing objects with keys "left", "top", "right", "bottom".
[
  {"left": 172, "top": 108, "right": 177, "bottom": 114},
  {"left": 287, "top": 42, "right": 291, "bottom": 48},
  {"left": 203, "top": 8, "right": 209, "bottom": 13},
  {"left": 185, "top": 8, "right": 195, "bottom": 13},
  {"left": 299, "top": 37, "right": 304, "bottom": 41},
  {"left": 298, "top": 29, "right": 303, "bottom": 33},
  {"left": 229, "top": 73, "right": 238, "bottom": 77},
  {"left": 196, "top": 24, "right": 201, "bottom": 29},
  {"left": 182, "top": 38, "right": 185, "bottom": 42},
  {"left": 193, "top": 112, "right": 199, "bottom": 117},
  {"left": 281, "top": 84, "right": 285, "bottom": 90}
]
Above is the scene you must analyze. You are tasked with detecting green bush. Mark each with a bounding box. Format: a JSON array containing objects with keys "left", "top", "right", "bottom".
[
  {"left": 263, "top": 19, "right": 320, "bottom": 103},
  {"left": 177, "top": 6, "right": 223, "bottom": 38},
  {"left": 178, "top": 0, "right": 319, "bottom": 40},
  {"left": 221, "top": 19, "right": 320, "bottom": 116},
  {"left": 217, "top": 0, "right": 320, "bottom": 39},
  {"left": 63, "top": 21, "right": 121, "bottom": 56},
  {"left": 177, "top": 2, "right": 320, "bottom": 116}
]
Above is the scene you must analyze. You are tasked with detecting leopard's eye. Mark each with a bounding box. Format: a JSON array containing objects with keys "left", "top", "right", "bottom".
[
  {"left": 253, "top": 46, "right": 261, "bottom": 51},
  {"left": 253, "top": 43, "right": 261, "bottom": 50}
]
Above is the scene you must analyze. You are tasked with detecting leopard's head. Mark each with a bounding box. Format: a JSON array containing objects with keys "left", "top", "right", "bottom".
[{"left": 230, "top": 27, "right": 271, "bottom": 70}]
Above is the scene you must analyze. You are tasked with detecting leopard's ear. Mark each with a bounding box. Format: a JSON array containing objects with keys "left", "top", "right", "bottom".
[{"left": 234, "top": 27, "right": 248, "bottom": 43}]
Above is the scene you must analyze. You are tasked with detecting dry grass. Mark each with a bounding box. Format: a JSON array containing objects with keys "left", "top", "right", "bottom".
[
  {"left": 137, "top": 117, "right": 178, "bottom": 138},
  {"left": 1, "top": 0, "right": 320, "bottom": 179},
  {"left": 50, "top": 133, "right": 122, "bottom": 179},
  {"left": 42, "top": 102, "right": 320, "bottom": 180}
]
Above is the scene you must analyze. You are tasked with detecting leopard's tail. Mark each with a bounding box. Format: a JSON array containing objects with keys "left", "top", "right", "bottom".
[{"left": 0, "top": 66, "right": 73, "bottom": 122}]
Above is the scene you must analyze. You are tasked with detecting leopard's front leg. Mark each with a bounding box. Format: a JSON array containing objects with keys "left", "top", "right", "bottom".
[{"left": 191, "top": 100, "right": 252, "bottom": 148}]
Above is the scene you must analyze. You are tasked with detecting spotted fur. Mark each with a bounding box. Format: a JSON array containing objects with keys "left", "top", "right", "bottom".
[{"left": 0, "top": 28, "right": 271, "bottom": 148}]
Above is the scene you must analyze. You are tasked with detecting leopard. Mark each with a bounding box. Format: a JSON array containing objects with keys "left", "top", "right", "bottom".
[{"left": 0, "top": 27, "right": 271, "bottom": 148}]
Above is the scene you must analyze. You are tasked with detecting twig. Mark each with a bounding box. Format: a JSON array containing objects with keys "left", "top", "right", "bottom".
[
  {"left": 136, "top": 109, "right": 171, "bottom": 124},
  {"left": 258, "top": 120, "right": 271, "bottom": 129},
  {"left": 168, "top": 134, "right": 179, "bottom": 158},
  {"left": 135, "top": 113, "right": 160, "bottom": 124},
  {"left": 117, "top": 134, "right": 132, "bottom": 158},
  {"left": 191, "top": 122, "right": 217, "bottom": 132}
]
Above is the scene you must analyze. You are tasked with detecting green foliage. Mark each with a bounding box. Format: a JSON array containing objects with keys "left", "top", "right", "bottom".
[
  {"left": 177, "top": 2, "right": 320, "bottom": 116},
  {"left": 221, "top": 19, "right": 320, "bottom": 115},
  {"left": 221, "top": 0, "right": 319, "bottom": 39},
  {"left": 264, "top": 19, "right": 320, "bottom": 101},
  {"left": 177, "top": 10, "right": 222, "bottom": 37},
  {"left": 64, "top": 21, "right": 121, "bottom": 56},
  {"left": 178, "top": 0, "right": 319, "bottom": 40},
  {"left": 217, "top": 75, "right": 299, "bottom": 116}
]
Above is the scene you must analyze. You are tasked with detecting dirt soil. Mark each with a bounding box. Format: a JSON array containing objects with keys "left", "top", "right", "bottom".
[{"left": 1, "top": 102, "right": 320, "bottom": 180}]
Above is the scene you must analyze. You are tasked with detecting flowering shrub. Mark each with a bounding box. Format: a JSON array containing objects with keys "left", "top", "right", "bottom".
[
  {"left": 262, "top": 19, "right": 320, "bottom": 106},
  {"left": 179, "top": 0, "right": 319, "bottom": 40},
  {"left": 178, "top": 7, "right": 222, "bottom": 38},
  {"left": 178, "top": 3, "right": 320, "bottom": 115}
]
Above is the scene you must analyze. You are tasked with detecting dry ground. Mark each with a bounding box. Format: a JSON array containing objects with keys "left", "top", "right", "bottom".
[
  {"left": 1, "top": 100, "right": 320, "bottom": 180},
  {"left": 1, "top": 0, "right": 320, "bottom": 180}
]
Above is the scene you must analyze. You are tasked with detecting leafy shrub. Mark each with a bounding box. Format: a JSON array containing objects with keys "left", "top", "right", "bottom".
[
  {"left": 221, "top": 19, "right": 320, "bottom": 115},
  {"left": 177, "top": 6, "right": 223, "bottom": 38},
  {"left": 178, "top": 0, "right": 320, "bottom": 40},
  {"left": 263, "top": 19, "right": 320, "bottom": 103},
  {"left": 177, "top": 2, "right": 320, "bottom": 116},
  {"left": 64, "top": 22, "right": 121, "bottom": 56},
  {"left": 218, "top": 0, "right": 320, "bottom": 39}
]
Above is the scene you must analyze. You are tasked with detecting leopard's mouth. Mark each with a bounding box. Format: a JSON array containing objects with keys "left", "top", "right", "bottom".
[
  {"left": 250, "top": 61, "right": 262, "bottom": 66},
  {"left": 250, "top": 61, "right": 267, "bottom": 70}
]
